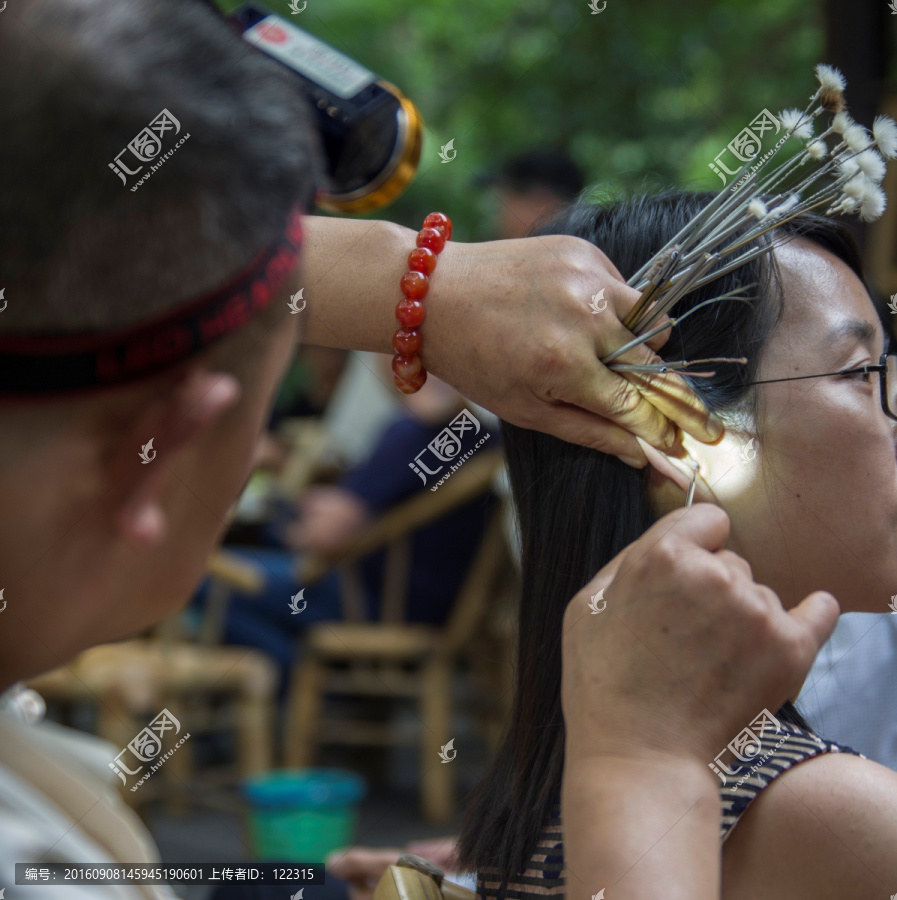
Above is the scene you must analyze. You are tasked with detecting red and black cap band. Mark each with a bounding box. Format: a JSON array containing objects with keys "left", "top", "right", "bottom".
[{"left": 0, "top": 207, "right": 304, "bottom": 397}]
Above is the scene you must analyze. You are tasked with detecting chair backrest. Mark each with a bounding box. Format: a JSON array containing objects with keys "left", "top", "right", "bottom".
[
  {"left": 275, "top": 416, "right": 332, "bottom": 496},
  {"left": 300, "top": 449, "right": 506, "bottom": 627},
  {"left": 438, "top": 500, "right": 515, "bottom": 658}
]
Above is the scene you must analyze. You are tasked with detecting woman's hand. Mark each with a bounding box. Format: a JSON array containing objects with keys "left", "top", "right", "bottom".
[
  {"left": 562, "top": 502, "right": 839, "bottom": 765},
  {"left": 426, "top": 234, "right": 725, "bottom": 467}
]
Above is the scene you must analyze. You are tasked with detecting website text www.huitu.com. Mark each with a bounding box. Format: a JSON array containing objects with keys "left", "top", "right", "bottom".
[
  {"left": 130, "top": 734, "right": 191, "bottom": 792},
  {"left": 430, "top": 434, "right": 491, "bottom": 491},
  {"left": 130, "top": 134, "right": 191, "bottom": 193}
]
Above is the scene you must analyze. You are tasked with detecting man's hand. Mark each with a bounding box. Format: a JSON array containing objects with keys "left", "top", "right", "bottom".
[
  {"left": 427, "top": 234, "right": 725, "bottom": 467},
  {"left": 562, "top": 503, "right": 840, "bottom": 765},
  {"left": 300, "top": 217, "right": 722, "bottom": 467}
]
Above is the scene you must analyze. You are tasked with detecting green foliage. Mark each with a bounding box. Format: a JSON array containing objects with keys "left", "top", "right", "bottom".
[{"left": 219, "top": 0, "right": 824, "bottom": 240}]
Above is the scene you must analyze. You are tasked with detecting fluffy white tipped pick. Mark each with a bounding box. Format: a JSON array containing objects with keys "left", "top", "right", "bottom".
[
  {"left": 778, "top": 108, "right": 813, "bottom": 140},
  {"left": 832, "top": 112, "right": 854, "bottom": 135},
  {"left": 748, "top": 199, "right": 768, "bottom": 220},
  {"left": 769, "top": 194, "right": 800, "bottom": 218},
  {"left": 859, "top": 184, "right": 887, "bottom": 222},
  {"left": 836, "top": 158, "right": 860, "bottom": 179},
  {"left": 872, "top": 115, "right": 897, "bottom": 160},
  {"left": 806, "top": 140, "right": 828, "bottom": 160},
  {"left": 832, "top": 197, "right": 859, "bottom": 214},
  {"left": 815, "top": 63, "right": 846, "bottom": 93},
  {"left": 843, "top": 173, "right": 871, "bottom": 200},
  {"left": 855, "top": 149, "right": 886, "bottom": 183},
  {"left": 844, "top": 124, "right": 873, "bottom": 153}
]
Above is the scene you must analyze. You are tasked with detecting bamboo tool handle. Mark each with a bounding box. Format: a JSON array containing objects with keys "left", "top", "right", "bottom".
[{"left": 372, "top": 854, "right": 477, "bottom": 900}]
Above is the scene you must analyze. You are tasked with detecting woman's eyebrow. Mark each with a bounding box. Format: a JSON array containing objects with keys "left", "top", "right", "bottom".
[{"left": 825, "top": 319, "right": 888, "bottom": 354}]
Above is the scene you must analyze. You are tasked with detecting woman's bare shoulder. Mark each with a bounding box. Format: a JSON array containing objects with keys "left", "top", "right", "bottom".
[{"left": 721, "top": 751, "right": 897, "bottom": 900}]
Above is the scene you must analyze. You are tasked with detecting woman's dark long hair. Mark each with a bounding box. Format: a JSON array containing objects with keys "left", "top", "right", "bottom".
[{"left": 456, "top": 190, "right": 869, "bottom": 892}]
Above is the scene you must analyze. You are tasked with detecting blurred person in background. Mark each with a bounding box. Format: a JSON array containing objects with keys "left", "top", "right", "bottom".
[
  {"left": 481, "top": 148, "right": 585, "bottom": 240},
  {"left": 201, "top": 368, "right": 497, "bottom": 693}
]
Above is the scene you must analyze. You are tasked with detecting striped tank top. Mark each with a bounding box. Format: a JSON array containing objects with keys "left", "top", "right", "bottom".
[{"left": 476, "top": 721, "right": 863, "bottom": 900}]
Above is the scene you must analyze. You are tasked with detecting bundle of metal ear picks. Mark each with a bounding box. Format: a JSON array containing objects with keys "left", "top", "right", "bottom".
[{"left": 603, "top": 64, "right": 897, "bottom": 378}]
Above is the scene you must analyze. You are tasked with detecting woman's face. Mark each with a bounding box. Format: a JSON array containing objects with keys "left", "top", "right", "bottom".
[{"left": 664, "top": 237, "right": 897, "bottom": 614}]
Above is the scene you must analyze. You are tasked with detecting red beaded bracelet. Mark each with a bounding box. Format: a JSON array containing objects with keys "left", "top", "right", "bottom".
[{"left": 392, "top": 211, "right": 453, "bottom": 394}]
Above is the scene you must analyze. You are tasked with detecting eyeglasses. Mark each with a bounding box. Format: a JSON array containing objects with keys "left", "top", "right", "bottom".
[{"left": 745, "top": 352, "right": 897, "bottom": 422}]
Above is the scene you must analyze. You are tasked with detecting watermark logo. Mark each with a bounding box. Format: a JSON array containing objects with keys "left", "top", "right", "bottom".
[
  {"left": 0, "top": 588, "right": 5, "bottom": 614},
  {"left": 589, "top": 288, "right": 607, "bottom": 313},
  {"left": 740, "top": 437, "right": 757, "bottom": 463},
  {"left": 109, "top": 708, "right": 190, "bottom": 792},
  {"left": 0, "top": 3, "right": 6, "bottom": 12},
  {"left": 439, "top": 138, "right": 457, "bottom": 163},
  {"left": 438, "top": 738, "right": 457, "bottom": 763},
  {"left": 139, "top": 438, "right": 156, "bottom": 464},
  {"left": 289, "top": 589, "right": 307, "bottom": 614},
  {"left": 291, "top": 891, "right": 305, "bottom": 900},
  {"left": 890, "top": 0, "right": 897, "bottom": 13},
  {"left": 709, "top": 109, "right": 781, "bottom": 187},
  {"left": 0, "top": 287, "right": 6, "bottom": 312},
  {"left": 889, "top": 594, "right": 897, "bottom": 613},
  {"left": 591, "top": 892, "right": 605, "bottom": 900},
  {"left": 709, "top": 708, "right": 785, "bottom": 791},
  {"left": 109, "top": 109, "right": 190, "bottom": 192},
  {"left": 409, "top": 409, "right": 491, "bottom": 491},
  {"left": 587, "top": 0, "right": 607, "bottom": 12},
  {"left": 587, "top": 589, "right": 606, "bottom": 614},
  {"left": 888, "top": 293, "right": 897, "bottom": 315},
  {"left": 288, "top": 289, "right": 306, "bottom": 314},
  {"left": 288, "top": 0, "right": 307, "bottom": 12}
]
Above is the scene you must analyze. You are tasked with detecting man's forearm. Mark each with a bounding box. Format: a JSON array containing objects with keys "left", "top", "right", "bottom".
[
  {"left": 299, "top": 215, "right": 436, "bottom": 352},
  {"left": 562, "top": 752, "right": 721, "bottom": 900}
]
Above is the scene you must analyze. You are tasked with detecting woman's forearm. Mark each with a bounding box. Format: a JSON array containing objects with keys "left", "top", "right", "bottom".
[{"left": 562, "top": 752, "right": 721, "bottom": 900}]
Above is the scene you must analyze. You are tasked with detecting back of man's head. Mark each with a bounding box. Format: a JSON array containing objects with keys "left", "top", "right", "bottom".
[{"left": 0, "top": 0, "right": 322, "bottom": 334}]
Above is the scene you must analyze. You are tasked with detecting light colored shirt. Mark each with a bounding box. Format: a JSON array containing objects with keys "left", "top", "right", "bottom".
[
  {"left": 797, "top": 612, "right": 897, "bottom": 772},
  {"left": 0, "top": 685, "right": 177, "bottom": 900}
]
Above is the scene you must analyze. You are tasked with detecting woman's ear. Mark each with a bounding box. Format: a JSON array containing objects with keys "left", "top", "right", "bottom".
[{"left": 636, "top": 435, "right": 694, "bottom": 494}]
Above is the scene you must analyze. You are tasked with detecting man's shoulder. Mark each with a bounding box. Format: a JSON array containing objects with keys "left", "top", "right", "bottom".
[{"left": 722, "top": 751, "right": 897, "bottom": 900}]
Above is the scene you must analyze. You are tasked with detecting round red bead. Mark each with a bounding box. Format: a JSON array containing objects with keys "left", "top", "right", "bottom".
[
  {"left": 408, "top": 247, "right": 438, "bottom": 276},
  {"left": 400, "top": 270, "right": 429, "bottom": 300},
  {"left": 393, "top": 328, "right": 422, "bottom": 356},
  {"left": 423, "top": 212, "right": 452, "bottom": 241},
  {"left": 394, "top": 369, "right": 427, "bottom": 393},
  {"left": 416, "top": 227, "right": 446, "bottom": 255},
  {"left": 396, "top": 298, "right": 425, "bottom": 328},
  {"left": 392, "top": 354, "right": 422, "bottom": 380}
]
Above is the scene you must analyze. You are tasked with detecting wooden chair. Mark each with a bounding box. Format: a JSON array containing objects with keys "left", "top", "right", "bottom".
[
  {"left": 373, "top": 854, "right": 475, "bottom": 900},
  {"left": 26, "top": 549, "right": 276, "bottom": 809},
  {"left": 283, "top": 449, "right": 515, "bottom": 824}
]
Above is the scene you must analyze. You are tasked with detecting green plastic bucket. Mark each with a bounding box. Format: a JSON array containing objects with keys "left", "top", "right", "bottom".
[{"left": 242, "top": 768, "right": 366, "bottom": 862}]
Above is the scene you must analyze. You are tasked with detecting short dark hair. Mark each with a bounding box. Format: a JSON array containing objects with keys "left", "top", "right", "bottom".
[
  {"left": 492, "top": 148, "right": 584, "bottom": 200},
  {"left": 0, "top": 0, "right": 323, "bottom": 333}
]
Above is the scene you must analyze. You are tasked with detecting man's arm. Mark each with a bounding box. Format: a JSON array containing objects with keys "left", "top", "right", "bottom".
[{"left": 297, "top": 215, "right": 724, "bottom": 465}]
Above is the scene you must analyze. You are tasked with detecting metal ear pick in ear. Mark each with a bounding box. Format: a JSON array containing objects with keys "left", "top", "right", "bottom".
[
  {"left": 685, "top": 460, "right": 699, "bottom": 508},
  {"left": 600, "top": 64, "right": 897, "bottom": 379}
]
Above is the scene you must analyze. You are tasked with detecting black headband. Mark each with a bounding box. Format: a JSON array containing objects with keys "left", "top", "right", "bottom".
[{"left": 0, "top": 207, "right": 304, "bottom": 397}]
